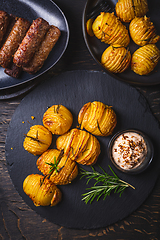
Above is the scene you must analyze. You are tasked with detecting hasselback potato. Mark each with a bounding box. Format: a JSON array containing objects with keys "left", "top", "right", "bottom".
[
  {"left": 56, "top": 128, "right": 101, "bottom": 165},
  {"left": 131, "top": 44, "right": 160, "bottom": 75},
  {"left": 92, "top": 12, "right": 130, "bottom": 47},
  {"left": 23, "top": 174, "right": 62, "bottom": 206},
  {"left": 36, "top": 149, "right": 78, "bottom": 185},
  {"left": 129, "top": 16, "right": 160, "bottom": 46},
  {"left": 115, "top": 0, "right": 148, "bottom": 22},
  {"left": 23, "top": 125, "right": 52, "bottom": 155},
  {"left": 101, "top": 45, "right": 131, "bottom": 73},
  {"left": 43, "top": 104, "right": 73, "bottom": 135},
  {"left": 78, "top": 101, "right": 117, "bottom": 136}
]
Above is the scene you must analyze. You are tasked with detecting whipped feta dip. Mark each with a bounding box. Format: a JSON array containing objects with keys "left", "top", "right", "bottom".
[{"left": 112, "top": 132, "right": 147, "bottom": 170}]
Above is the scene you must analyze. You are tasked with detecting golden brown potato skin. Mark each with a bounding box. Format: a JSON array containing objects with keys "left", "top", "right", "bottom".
[
  {"left": 23, "top": 125, "right": 52, "bottom": 155},
  {"left": 78, "top": 101, "right": 117, "bottom": 136},
  {"left": 43, "top": 105, "right": 73, "bottom": 135},
  {"left": 56, "top": 128, "right": 101, "bottom": 165},
  {"left": 129, "top": 16, "right": 160, "bottom": 46},
  {"left": 115, "top": 0, "right": 148, "bottom": 22},
  {"left": 131, "top": 44, "right": 160, "bottom": 75},
  {"left": 23, "top": 174, "right": 62, "bottom": 206},
  {"left": 101, "top": 45, "right": 131, "bottom": 74},
  {"left": 92, "top": 12, "right": 130, "bottom": 47},
  {"left": 36, "top": 149, "right": 78, "bottom": 185}
]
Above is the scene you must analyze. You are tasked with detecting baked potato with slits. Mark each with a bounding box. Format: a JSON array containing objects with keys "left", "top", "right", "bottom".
[
  {"left": 23, "top": 174, "right": 62, "bottom": 206},
  {"left": 56, "top": 128, "right": 101, "bottom": 165},
  {"left": 43, "top": 104, "right": 73, "bottom": 135},
  {"left": 78, "top": 101, "right": 117, "bottom": 136},
  {"left": 36, "top": 149, "right": 78, "bottom": 185},
  {"left": 115, "top": 0, "right": 148, "bottom": 22},
  {"left": 129, "top": 16, "right": 160, "bottom": 46},
  {"left": 92, "top": 12, "right": 130, "bottom": 47},
  {"left": 101, "top": 45, "right": 131, "bottom": 73},
  {"left": 131, "top": 44, "right": 160, "bottom": 75},
  {"left": 23, "top": 125, "right": 52, "bottom": 155}
]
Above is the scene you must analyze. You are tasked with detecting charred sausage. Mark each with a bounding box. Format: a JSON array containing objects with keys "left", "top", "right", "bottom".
[
  {"left": 1, "top": 14, "right": 18, "bottom": 46},
  {"left": 0, "top": 17, "right": 30, "bottom": 68},
  {"left": 23, "top": 25, "right": 61, "bottom": 74},
  {"left": 4, "top": 62, "right": 22, "bottom": 78},
  {"left": 0, "top": 11, "right": 10, "bottom": 47},
  {"left": 13, "top": 17, "right": 50, "bottom": 67}
]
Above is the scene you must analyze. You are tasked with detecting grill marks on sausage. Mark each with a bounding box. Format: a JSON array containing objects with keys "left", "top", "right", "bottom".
[
  {"left": 23, "top": 25, "right": 61, "bottom": 74},
  {"left": 0, "top": 12, "right": 61, "bottom": 78},
  {"left": 13, "top": 17, "right": 50, "bottom": 67},
  {"left": 0, "top": 17, "right": 30, "bottom": 68}
]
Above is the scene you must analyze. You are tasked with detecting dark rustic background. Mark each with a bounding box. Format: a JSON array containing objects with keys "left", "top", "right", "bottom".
[{"left": 0, "top": 0, "right": 160, "bottom": 239}]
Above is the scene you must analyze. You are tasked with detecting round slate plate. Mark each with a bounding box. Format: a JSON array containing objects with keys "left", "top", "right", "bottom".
[
  {"left": 82, "top": 0, "right": 160, "bottom": 86},
  {"left": 0, "top": 0, "right": 69, "bottom": 90},
  {"left": 5, "top": 70, "right": 160, "bottom": 229}
]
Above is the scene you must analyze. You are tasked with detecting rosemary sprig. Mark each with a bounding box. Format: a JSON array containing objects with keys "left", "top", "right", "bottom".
[
  {"left": 46, "top": 156, "right": 59, "bottom": 173},
  {"left": 80, "top": 165, "right": 135, "bottom": 204}
]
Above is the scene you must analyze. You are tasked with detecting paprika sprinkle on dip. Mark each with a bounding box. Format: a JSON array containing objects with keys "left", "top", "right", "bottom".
[{"left": 112, "top": 132, "right": 147, "bottom": 170}]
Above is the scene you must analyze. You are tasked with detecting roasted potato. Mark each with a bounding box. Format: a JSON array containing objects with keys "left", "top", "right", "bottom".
[
  {"left": 56, "top": 128, "right": 101, "bottom": 165},
  {"left": 23, "top": 174, "right": 62, "bottom": 206},
  {"left": 129, "top": 16, "right": 160, "bottom": 46},
  {"left": 115, "top": 0, "right": 148, "bottom": 22},
  {"left": 92, "top": 12, "right": 130, "bottom": 47},
  {"left": 36, "top": 149, "right": 78, "bottom": 185},
  {"left": 23, "top": 125, "right": 52, "bottom": 155},
  {"left": 78, "top": 101, "right": 117, "bottom": 136},
  {"left": 86, "top": 18, "right": 94, "bottom": 37},
  {"left": 43, "top": 104, "right": 73, "bottom": 135},
  {"left": 101, "top": 45, "right": 131, "bottom": 73},
  {"left": 131, "top": 44, "right": 160, "bottom": 75}
]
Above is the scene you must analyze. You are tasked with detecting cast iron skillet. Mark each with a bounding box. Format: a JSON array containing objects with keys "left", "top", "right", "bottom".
[
  {"left": 0, "top": 0, "right": 69, "bottom": 90},
  {"left": 82, "top": 0, "right": 160, "bottom": 86}
]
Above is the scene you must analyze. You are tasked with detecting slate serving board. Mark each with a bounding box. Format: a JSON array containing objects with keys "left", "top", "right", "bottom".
[{"left": 5, "top": 70, "right": 160, "bottom": 229}]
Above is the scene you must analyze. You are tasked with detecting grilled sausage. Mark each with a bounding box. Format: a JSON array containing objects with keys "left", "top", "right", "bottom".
[
  {"left": 4, "top": 62, "right": 22, "bottom": 78},
  {"left": 13, "top": 17, "right": 50, "bottom": 67},
  {"left": 0, "top": 17, "right": 30, "bottom": 68},
  {"left": 0, "top": 10, "right": 10, "bottom": 47},
  {"left": 23, "top": 25, "right": 61, "bottom": 74},
  {"left": 1, "top": 14, "right": 18, "bottom": 46}
]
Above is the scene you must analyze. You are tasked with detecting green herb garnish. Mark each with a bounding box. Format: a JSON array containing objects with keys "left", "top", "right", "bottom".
[
  {"left": 80, "top": 165, "right": 135, "bottom": 204},
  {"left": 46, "top": 156, "right": 59, "bottom": 173}
]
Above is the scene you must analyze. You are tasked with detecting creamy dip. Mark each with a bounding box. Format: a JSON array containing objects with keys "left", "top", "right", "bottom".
[{"left": 112, "top": 132, "right": 147, "bottom": 170}]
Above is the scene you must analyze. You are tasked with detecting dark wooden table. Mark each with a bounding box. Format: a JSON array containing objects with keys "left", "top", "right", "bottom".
[{"left": 0, "top": 0, "right": 160, "bottom": 239}]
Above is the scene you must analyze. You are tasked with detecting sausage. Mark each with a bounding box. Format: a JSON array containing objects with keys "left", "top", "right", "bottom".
[
  {"left": 4, "top": 62, "right": 22, "bottom": 78},
  {"left": 1, "top": 14, "right": 18, "bottom": 47},
  {"left": 0, "top": 17, "right": 30, "bottom": 68},
  {"left": 23, "top": 25, "right": 61, "bottom": 74},
  {"left": 0, "top": 10, "right": 10, "bottom": 47},
  {"left": 13, "top": 17, "right": 50, "bottom": 67}
]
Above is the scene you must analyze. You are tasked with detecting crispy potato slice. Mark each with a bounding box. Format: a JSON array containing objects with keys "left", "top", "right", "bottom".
[
  {"left": 43, "top": 104, "right": 73, "bottom": 135},
  {"left": 23, "top": 174, "right": 62, "bottom": 206},
  {"left": 101, "top": 45, "right": 131, "bottom": 73},
  {"left": 23, "top": 125, "right": 52, "bottom": 155},
  {"left": 131, "top": 44, "right": 160, "bottom": 75},
  {"left": 78, "top": 101, "right": 117, "bottom": 136}
]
